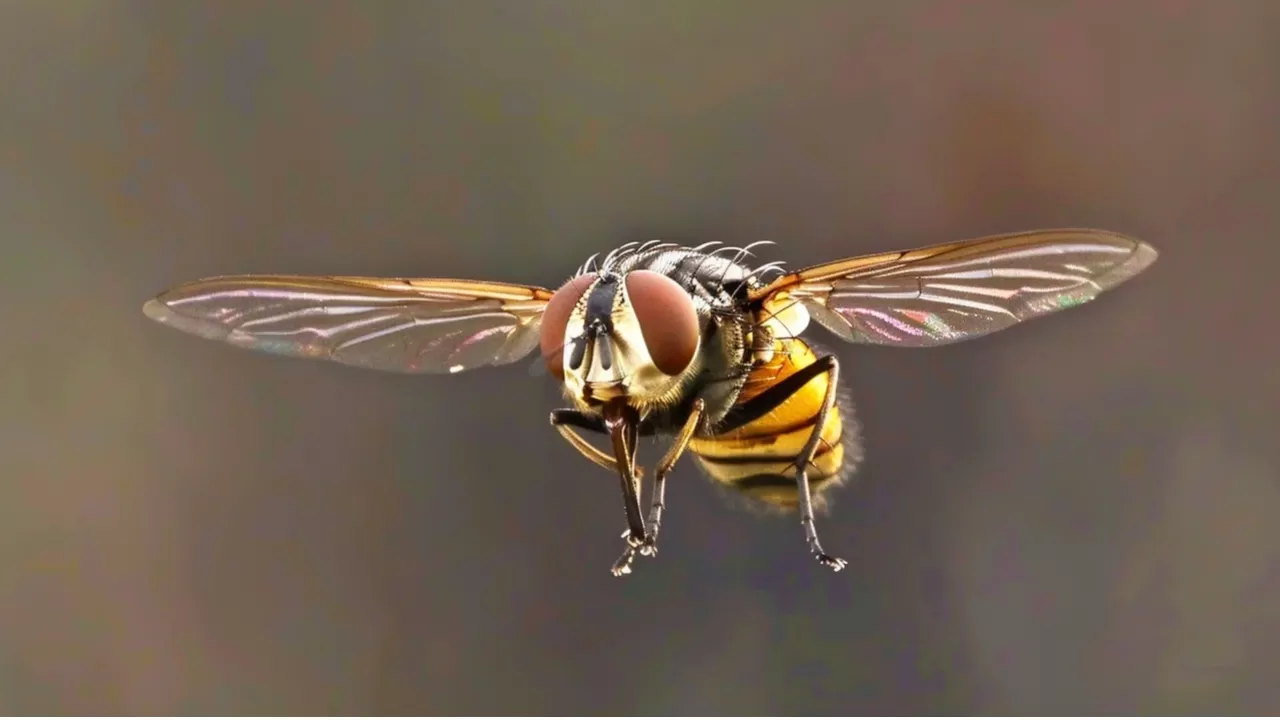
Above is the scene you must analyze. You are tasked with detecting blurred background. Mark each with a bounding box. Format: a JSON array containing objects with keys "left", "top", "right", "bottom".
[{"left": 3, "top": 0, "right": 1279, "bottom": 714}]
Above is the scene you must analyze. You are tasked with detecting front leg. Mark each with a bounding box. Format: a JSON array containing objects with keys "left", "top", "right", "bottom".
[
  {"left": 552, "top": 407, "right": 661, "bottom": 576},
  {"left": 601, "top": 400, "right": 647, "bottom": 576}
]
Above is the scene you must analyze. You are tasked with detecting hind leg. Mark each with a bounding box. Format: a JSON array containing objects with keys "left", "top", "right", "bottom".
[{"left": 714, "top": 355, "right": 847, "bottom": 572}]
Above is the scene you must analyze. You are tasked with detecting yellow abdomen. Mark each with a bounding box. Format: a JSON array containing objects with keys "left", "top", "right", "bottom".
[{"left": 688, "top": 336, "right": 853, "bottom": 511}]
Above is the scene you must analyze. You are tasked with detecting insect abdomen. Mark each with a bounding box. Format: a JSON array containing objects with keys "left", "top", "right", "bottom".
[{"left": 688, "top": 337, "right": 859, "bottom": 512}]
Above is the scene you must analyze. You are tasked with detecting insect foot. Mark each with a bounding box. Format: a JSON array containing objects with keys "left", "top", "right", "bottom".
[
  {"left": 611, "top": 546, "right": 637, "bottom": 576},
  {"left": 637, "top": 537, "right": 658, "bottom": 558},
  {"left": 812, "top": 548, "right": 848, "bottom": 572},
  {"left": 610, "top": 530, "right": 652, "bottom": 576}
]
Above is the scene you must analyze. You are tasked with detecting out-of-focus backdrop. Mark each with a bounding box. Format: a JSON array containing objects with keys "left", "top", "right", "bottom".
[{"left": 4, "top": 1, "right": 1278, "bottom": 714}]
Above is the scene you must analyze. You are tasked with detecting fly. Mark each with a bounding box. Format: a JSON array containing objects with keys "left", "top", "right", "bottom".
[{"left": 143, "top": 229, "right": 1158, "bottom": 576}]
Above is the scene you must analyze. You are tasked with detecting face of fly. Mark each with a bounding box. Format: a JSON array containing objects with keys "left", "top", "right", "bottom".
[{"left": 538, "top": 268, "right": 704, "bottom": 412}]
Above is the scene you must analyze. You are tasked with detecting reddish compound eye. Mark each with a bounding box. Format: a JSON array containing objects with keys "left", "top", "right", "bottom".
[
  {"left": 625, "top": 270, "right": 699, "bottom": 376},
  {"left": 539, "top": 273, "right": 597, "bottom": 380}
]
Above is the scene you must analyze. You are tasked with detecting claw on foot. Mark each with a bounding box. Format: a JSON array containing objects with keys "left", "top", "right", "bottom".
[
  {"left": 638, "top": 539, "right": 658, "bottom": 558},
  {"left": 611, "top": 530, "right": 658, "bottom": 574},
  {"left": 814, "top": 552, "right": 847, "bottom": 572}
]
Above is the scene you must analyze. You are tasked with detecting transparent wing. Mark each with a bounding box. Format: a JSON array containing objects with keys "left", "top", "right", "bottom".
[
  {"left": 142, "top": 275, "right": 553, "bottom": 373},
  {"left": 750, "top": 229, "right": 1157, "bottom": 347}
]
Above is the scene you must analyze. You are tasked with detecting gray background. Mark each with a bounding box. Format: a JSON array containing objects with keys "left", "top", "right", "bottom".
[{"left": 4, "top": 0, "right": 1279, "bottom": 714}]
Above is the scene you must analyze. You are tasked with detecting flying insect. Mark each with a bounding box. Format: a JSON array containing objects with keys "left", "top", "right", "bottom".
[{"left": 143, "top": 228, "right": 1157, "bottom": 576}]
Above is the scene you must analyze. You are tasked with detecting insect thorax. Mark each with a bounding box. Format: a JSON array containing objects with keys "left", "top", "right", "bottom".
[{"left": 579, "top": 244, "right": 775, "bottom": 313}]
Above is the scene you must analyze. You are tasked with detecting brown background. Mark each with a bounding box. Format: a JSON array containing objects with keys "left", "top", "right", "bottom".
[{"left": 4, "top": 0, "right": 1279, "bottom": 714}]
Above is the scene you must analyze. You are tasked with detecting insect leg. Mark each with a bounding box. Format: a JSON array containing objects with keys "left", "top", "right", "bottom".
[
  {"left": 790, "top": 355, "right": 846, "bottom": 572},
  {"left": 549, "top": 409, "right": 650, "bottom": 476},
  {"left": 712, "top": 355, "right": 847, "bottom": 572},
  {"left": 549, "top": 410, "right": 634, "bottom": 474},
  {"left": 602, "top": 400, "right": 647, "bottom": 577},
  {"left": 551, "top": 409, "right": 659, "bottom": 436},
  {"left": 639, "top": 398, "right": 706, "bottom": 559}
]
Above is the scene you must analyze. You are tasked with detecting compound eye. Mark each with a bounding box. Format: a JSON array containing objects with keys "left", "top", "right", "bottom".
[
  {"left": 540, "top": 273, "right": 597, "bottom": 380},
  {"left": 625, "top": 270, "right": 699, "bottom": 376}
]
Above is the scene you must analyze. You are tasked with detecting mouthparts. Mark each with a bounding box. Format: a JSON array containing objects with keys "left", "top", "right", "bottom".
[{"left": 584, "top": 380, "right": 627, "bottom": 402}]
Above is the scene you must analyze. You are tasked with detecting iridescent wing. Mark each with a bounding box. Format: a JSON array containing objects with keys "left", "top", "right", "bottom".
[
  {"left": 750, "top": 229, "right": 1157, "bottom": 347},
  {"left": 142, "top": 275, "right": 553, "bottom": 373}
]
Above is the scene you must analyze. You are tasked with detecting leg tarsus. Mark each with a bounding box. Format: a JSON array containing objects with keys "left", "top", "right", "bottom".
[
  {"left": 803, "top": 516, "right": 847, "bottom": 571},
  {"left": 611, "top": 529, "right": 647, "bottom": 575},
  {"left": 638, "top": 499, "right": 662, "bottom": 558}
]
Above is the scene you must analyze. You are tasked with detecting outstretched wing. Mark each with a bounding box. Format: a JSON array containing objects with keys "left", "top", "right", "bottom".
[
  {"left": 750, "top": 229, "right": 1157, "bottom": 347},
  {"left": 142, "top": 275, "right": 553, "bottom": 373}
]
